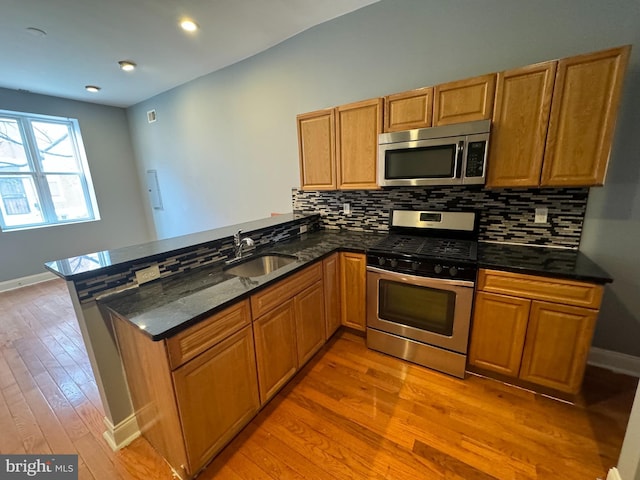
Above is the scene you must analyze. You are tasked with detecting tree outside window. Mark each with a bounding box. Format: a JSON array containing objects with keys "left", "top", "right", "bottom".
[{"left": 0, "top": 110, "right": 100, "bottom": 231}]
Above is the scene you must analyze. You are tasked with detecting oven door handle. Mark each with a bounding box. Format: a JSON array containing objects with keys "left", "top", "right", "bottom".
[{"left": 366, "top": 266, "right": 475, "bottom": 288}]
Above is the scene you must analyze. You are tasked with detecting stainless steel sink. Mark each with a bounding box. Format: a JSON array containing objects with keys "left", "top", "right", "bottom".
[{"left": 224, "top": 254, "right": 297, "bottom": 277}]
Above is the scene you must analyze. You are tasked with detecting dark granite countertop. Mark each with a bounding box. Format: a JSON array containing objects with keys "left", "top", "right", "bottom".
[
  {"left": 100, "top": 227, "right": 612, "bottom": 342},
  {"left": 100, "top": 230, "right": 384, "bottom": 341},
  {"left": 478, "top": 242, "right": 612, "bottom": 284}
]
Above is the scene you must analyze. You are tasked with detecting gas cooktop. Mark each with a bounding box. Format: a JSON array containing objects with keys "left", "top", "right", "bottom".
[
  {"left": 366, "top": 209, "right": 479, "bottom": 280},
  {"left": 369, "top": 234, "right": 477, "bottom": 262}
]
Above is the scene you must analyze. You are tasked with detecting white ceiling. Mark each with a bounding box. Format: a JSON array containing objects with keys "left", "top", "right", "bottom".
[{"left": 0, "top": 0, "right": 379, "bottom": 108}]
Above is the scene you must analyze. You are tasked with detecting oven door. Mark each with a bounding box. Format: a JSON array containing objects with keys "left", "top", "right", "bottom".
[
  {"left": 378, "top": 136, "right": 466, "bottom": 187},
  {"left": 366, "top": 266, "right": 474, "bottom": 354}
]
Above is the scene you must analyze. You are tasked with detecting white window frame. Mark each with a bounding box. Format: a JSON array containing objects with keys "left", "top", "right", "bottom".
[{"left": 0, "top": 110, "right": 100, "bottom": 231}]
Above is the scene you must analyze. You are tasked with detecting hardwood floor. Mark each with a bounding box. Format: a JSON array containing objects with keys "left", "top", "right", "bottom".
[{"left": 0, "top": 279, "right": 637, "bottom": 479}]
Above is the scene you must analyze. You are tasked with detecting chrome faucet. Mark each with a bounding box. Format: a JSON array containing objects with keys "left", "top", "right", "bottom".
[{"left": 233, "top": 230, "right": 255, "bottom": 259}]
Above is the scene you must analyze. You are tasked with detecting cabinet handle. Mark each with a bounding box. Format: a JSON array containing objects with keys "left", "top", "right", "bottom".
[{"left": 455, "top": 141, "right": 464, "bottom": 178}]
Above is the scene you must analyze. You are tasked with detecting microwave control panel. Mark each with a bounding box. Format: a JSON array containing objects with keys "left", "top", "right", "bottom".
[{"left": 465, "top": 140, "right": 487, "bottom": 177}]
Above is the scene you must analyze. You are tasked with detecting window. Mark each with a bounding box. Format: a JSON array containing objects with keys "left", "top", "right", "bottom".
[{"left": 0, "top": 110, "right": 100, "bottom": 231}]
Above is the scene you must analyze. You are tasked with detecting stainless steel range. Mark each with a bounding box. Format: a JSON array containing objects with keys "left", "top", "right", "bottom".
[{"left": 366, "top": 209, "right": 478, "bottom": 378}]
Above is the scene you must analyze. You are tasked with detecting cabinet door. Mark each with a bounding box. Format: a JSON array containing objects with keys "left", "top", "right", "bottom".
[
  {"left": 253, "top": 300, "right": 298, "bottom": 404},
  {"left": 433, "top": 74, "right": 496, "bottom": 126},
  {"left": 172, "top": 326, "right": 260, "bottom": 473},
  {"left": 297, "top": 109, "right": 336, "bottom": 191},
  {"left": 468, "top": 291, "right": 531, "bottom": 377},
  {"left": 340, "top": 252, "right": 366, "bottom": 331},
  {"left": 295, "top": 281, "right": 326, "bottom": 366},
  {"left": 487, "top": 62, "right": 556, "bottom": 188},
  {"left": 541, "top": 45, "right": 630, "bottom": 186},
  {"left": 323, "top": 253, "right": 341, "bottom": 339},
  {"left": 383, "top": 87, "right": 433, "bottom": 132},
  {"left": 336, "top": 98, "right": 382, "bottom": 190},
  {"left": 519, "top": 301, "right": 598, "bottom": 394}
]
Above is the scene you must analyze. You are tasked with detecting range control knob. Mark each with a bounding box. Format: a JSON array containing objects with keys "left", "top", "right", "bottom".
[
  {"left": 378, "top": 257, "right": 386, "bottom": 266},
  {"left": 411, "top": 261, "right": 420, "bottom": 271},
  {"left": 390, "top": 259, "right": 398, "bottom": 268},
  {"left": 434, "top": 264, "right": 443, "bottom": 274},
  {"left": 449, "top": 266, "right": 458, "bottom": 277}
]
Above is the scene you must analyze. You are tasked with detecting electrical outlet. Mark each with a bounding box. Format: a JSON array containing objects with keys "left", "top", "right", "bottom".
[
  {"left": 535, "top": 207, "right": 549, "bottom": 224},
  {"left": 135, "top": 265, "right": 161, "bottom": 284},
  {"left": 299, "top": 225, "right": 308, "bottom": 234},
  {"left": 343, "top": 203, "right": 351, "bottom": 215}
]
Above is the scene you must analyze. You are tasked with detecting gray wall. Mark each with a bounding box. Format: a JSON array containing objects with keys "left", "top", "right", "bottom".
[
  {"left": 127, "top": 0, "right": 640, "bottom": 356},
  {"left": 0, "top": 88, "right": 152, "bottom": 282}
]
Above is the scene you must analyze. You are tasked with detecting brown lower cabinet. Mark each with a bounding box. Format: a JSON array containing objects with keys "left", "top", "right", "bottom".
[
  {"left": 295, "top": 280, "right": 326, "bottom": 365},
  {"left": 252, "top": 300, "right": 298, "bottom": 404},
  {"left": 323, "top": 253, "right": 342, "bottom": 339},
  {"left": 468, "top": 269, "right": 603, "bottom": 394},
  {"left": 251, "top": 262, "right": 326, "bottom": 405},
  {"left": 340, "top": 252, "right": 367, "bottom": 331},
  {"left": 112, "top": 300, "right": 259, "bottom": 478},
  {"left": 112, "top": 259, "right": 338, "bottom": 478},
  {"left": 172, "top": 326, "right": 259, "bottom": 472}
]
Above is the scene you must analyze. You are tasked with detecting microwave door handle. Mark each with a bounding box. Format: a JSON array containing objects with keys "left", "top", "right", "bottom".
[{"left": 455, "top": 141, "right": 464, "bottom": 178}]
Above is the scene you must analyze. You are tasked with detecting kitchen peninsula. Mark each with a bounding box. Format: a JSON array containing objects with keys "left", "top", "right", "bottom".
[{"left": 44, "top": 213, "right": 379, "bottom": 456}]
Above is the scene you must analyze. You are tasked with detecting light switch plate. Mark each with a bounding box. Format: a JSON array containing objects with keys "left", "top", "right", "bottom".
[
  {"left": 535, "top": 207, "right": 549, "bottom": 224},
  {"left": 135, "top": 265, "right": 161, "bottom": 284},
  {"left": 343, "top": 203, "right": 351, "bottom": 215}
]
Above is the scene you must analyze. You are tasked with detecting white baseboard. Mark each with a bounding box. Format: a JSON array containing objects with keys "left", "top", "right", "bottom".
[
  {"left": 589, "top": 347, "right": 640, "bottom": 378},
  {"left": 102, "top": 414, "right": 140, "bottom": 451},
  {"left": 606, "top": 467, "right": 622, "bottom": 480},
  {"left": 0, "top": 272, "right": 57, "bottom": 292}
]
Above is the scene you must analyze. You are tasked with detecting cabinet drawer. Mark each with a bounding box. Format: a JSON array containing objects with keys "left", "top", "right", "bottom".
[
  {"left": 166, "top": 300, "right": 251, "bottom": 369},
  {"left": 478, "top": 269, "right": 603, "bottom": 309},
  {"left": 251, "top": 262, "right": 322, "bottom": 318}
]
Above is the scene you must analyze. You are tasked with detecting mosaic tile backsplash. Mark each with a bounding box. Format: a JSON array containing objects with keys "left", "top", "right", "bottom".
[
  {"left": 292, "top": 186, "right": 589, "bottom": 248},
  {"left": 76, "top": 215, "right": 321, "bottom": 303}
]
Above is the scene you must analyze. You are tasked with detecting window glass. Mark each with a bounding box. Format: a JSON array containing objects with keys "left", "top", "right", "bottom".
[
  {"left": 46, "top": 174, "right": 90, "bottom": 221},
  {"left": 0, "top": 117, "right": 31, "bottom": 173},
  {"left": 0, "top": 176, "right": 45, "bottom": 227},
  {"left": 0, "top": 110, "right": 100, "bottom": 231},
  {"left": 31, "top": 120, "right": 80, "bottom": 172}
]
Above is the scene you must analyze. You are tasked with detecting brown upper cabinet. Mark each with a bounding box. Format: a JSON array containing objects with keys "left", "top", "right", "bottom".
[
  {"left": 297, "top": 108, "right": 336, "bottom": 190},
  {"left": 487, "top": 61, "right": 557, "bottom": 187},
  {"left": 383, "top": 87, "right": 433, "bottom": 132},
  {"left": 488, "top": 45, "right": 630, "bottom": 188},
  {"left": 541, "top": 46, "right": 630, "bottom": 186},
  {"left": 433, "top": 73, "right": 496, "bottom": 126},
  {"left": 297, "top": 98, "right": 381, "bottom": 191},
  {"left": 336, "top": 98, "right": 383, "bottom": 190}
]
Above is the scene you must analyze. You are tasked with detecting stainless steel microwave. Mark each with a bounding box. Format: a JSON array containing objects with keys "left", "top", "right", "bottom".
[{"left": 378, "top": 119, "right": 490, "bottom": 187}]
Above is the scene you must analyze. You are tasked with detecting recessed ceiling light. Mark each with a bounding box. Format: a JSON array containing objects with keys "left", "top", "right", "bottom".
[
  {"left": 85, "top": 85, "right": 101, "bottom": 93},
  {"left": 118, "top": 60, "right": 137, "bottom": 72},
  {"left": 179, "top": 19, "right": 199, "bottom": 32}
]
